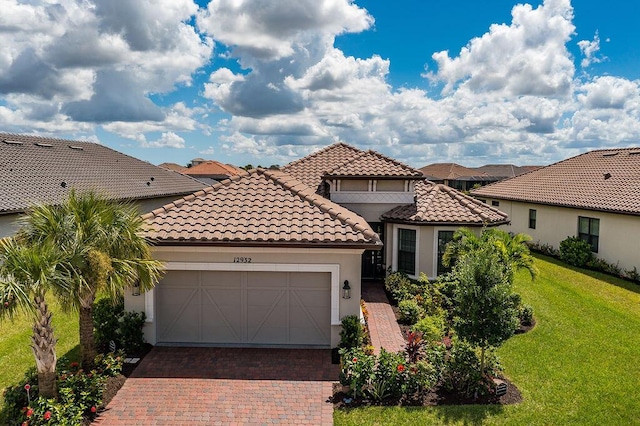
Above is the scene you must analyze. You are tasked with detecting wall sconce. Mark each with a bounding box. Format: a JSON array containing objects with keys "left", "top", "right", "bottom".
[
  {"left": 342, "top": 280, "right": 351, "bottom": 299},
  {"left": 131, "top": 283, "right": 141, "bottom": 296}
]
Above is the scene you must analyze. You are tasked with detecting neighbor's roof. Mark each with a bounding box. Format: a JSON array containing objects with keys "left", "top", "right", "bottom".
[
  {"left": 419, "top": 163, "right": 486, "bottom": 180},
  {"left": 282, "top": 142, "right": 421, "bottom": 193},
  {"left": 382, "top": 180, "right": 509, "bottom": 225},
  {"left": 158, "top": 162, "right": 186, "bottom": 172},
  {"left": 472, "top": 147, "right": 640, "bottom": 215},
  {"left": 0, "top": 133, "right": 205, "bottom": 214},
  {"left": 143, "top": 168, "right": 382, "bottom": 248},
  {"left": 474, "top": 164, "right": 540, "bottom": 179},
  {"left": 182, "top": 160, "right": 244, "bottom": 177}
]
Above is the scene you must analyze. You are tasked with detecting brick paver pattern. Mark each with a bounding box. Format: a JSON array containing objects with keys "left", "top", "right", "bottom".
[
  {"left": 361, "top": 280, "right": 406, "bottom": 355},
  {"left": 94, "top": 347, "right": 338, "bottom": 425}
]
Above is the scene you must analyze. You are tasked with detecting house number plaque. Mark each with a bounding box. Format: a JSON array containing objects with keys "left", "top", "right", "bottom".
[{"left": 233, "top": 257, "right": 252, "bottom": 263}]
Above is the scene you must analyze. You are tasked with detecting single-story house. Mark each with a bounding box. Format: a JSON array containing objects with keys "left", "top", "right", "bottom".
[
  {"left": 471, "top": 147, "right": 640, "bottom": 272},
  {"left": 420, "top": 162, "right": 540, "bottom": 191},
  {"left": 0, "top": 133, "right": 206, "bottom": 237},
  {"left": 181, "top": 160, "right": 244, "bottom": 185},
  {"left": 129, "top": 143, "right": 509, "bottom": 348}
]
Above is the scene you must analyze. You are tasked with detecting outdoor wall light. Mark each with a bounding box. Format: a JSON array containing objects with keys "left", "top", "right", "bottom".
[
  {"left": 131, "top": 283, "right": 141, "bottom": 296},
  {"left": 342, "top": 280, "right": 351, "bottom": 299}
]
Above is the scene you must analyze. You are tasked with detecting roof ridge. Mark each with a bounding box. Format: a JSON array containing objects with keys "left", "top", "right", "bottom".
[
  {"left": 281, "top": 142, "right": 363, "bottom": 170},
  {"left": 439, "top": 184, "right": 507, "bottom": 219},
  {"left": 366, "top": 149, "right": 422, "bottom": 175},
  {"left": 262, "top": 169, "right": 380, "bottom": 242}
]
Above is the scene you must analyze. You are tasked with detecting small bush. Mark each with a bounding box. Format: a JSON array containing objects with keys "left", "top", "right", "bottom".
[
  {"left": 339, "top": 347, "right": 375, "bottom": 399},
  {"left": 412, "top": 314, "right": 445, "bottom": 344},
  {"left": 370, "top": 349, "right": 406, "bottom": 401},
  {"left": 519, "top": 304, "right": 534, "bottom": 326},
  {"left": 93, "top": 297, "right": 124, "bottom": 353},
  {"left": 118, "top": 311, "right": 146, "bottom": 354},
  {"left": 339, "top": 315, "right": 364, "bottom": 350},
  {"left": 1, "top": 368, "right": 38, "bottom": 424},
  {"left": 559, "top": 236, "right": 593, "bottom": 267},
  {"left": 385, "top": 271, "right": 421, "bottom": 303},
  {"left": 624, "top": 267, "right": 640, "bottom": 283},
  {"left": 398, "top": 299, "right": 424, "bottom": 325},
  {"left": 528, "top": 240, "right": 560, "bottom": 257},
  {"left": 442, "top": 340, "right": 502, "bottom": 399}
]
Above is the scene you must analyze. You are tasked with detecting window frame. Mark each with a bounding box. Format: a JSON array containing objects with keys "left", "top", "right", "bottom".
[
  {"left": 392, "top": 225, "right": 420, "bottom": 278},
  {"left": 436, "top": 229, "right": 455, "bottom": 276},
  {"left": 528, "top": 209, "right": 537, "bottom": 229},
  {"left": 578, "top": 216, "right": 600, "bottom": 253}
]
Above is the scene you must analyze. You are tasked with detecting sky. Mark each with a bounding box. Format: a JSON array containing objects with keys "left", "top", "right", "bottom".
[{"left": 2, "top": 0, "right": 640, "bottom": 168}]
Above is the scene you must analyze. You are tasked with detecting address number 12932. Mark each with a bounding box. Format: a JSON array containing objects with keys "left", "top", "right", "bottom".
[{"left": 233, "top": 257, "right": 252, "bottom": 263}]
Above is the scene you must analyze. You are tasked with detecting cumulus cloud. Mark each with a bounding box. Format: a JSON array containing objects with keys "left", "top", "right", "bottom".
[
  {"left": 142, "top": 132, "right": 186, "bottom": 148},
  {"left": 578, "top": 31, "right": 607, "bottom": 68}
]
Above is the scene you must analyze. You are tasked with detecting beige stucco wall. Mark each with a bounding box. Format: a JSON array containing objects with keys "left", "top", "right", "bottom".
[
  {"left": 340, "top": 179, "right": 369, "bottom": 191},
  {"left": 384, "top": 223, "right": 482, "bottom": 280},
  {"left": 375, "top": 180, "right": 406, "bottom": 192},
  {"left": 0, "top": 214, "right": 20, "bottom": 238},
  {"left": 125, "top": 245, "right": 365, "bottom": 348},
  {"left": 483, "top": 198, "right": 640, "bottom": 272}
]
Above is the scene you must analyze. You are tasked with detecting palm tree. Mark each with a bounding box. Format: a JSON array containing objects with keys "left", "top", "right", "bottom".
[
  {"left": 442, "top": 227, "right": 538, "bottom": 282},
  {"left": 0, "top": 237, "right": 70, "bottom": 398},
  {"left": 19, "top": 192, "right": 164, "bottom": 369}
]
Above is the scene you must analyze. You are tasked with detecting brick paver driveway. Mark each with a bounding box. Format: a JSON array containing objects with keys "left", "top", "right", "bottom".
[{"left": 94, "top": 347, "right": 339, "bottom": 425}]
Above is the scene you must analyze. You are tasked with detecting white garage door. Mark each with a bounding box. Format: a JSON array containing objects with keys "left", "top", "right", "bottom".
[{"left": 156, "top": 270, "right": 331, "bottom": 346}]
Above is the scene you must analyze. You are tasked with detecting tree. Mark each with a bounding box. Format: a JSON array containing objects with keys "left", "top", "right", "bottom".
[
  {"left": 0, "top": 238, "right": 70, "bottom": 398},
  {"left": 19, "top": 192, "right": 164, "bottom": 369},
  {"left": 452, "top": 246, "right": 520, "bottom": 376},
  {"left": 443, "top": 227, "right": 538, "bottom": 282}
]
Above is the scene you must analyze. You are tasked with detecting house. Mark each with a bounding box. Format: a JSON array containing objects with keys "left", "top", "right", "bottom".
[
  {"left": 471, "top": 147, "right": 640, "bottom": 272},
  {"left": 0, "top": 133, "right": 206, "bottom": 237},
  {"left": 158, "top": 162, "right": 186, "bottom": 172},
  {"left": 181, "top": 160, "right": 244, "bottom": 185},
  {"left": 128, "top": 143, "right": 509, "bottom": 349},
  {"left": 420, "top": 162, "right": 540, "bottom": 191}
]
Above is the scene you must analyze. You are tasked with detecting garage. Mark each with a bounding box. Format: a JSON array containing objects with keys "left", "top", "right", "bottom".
[{"left": 156, "top": 270, "right": 332, "bottom": 347}]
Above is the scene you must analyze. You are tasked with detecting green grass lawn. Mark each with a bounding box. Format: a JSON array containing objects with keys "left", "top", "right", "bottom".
[
  {"left": 0, "top": 298, "right": 79, "bottom": 407},
  {"left": 335, "top": 255, "right": 640, "bottom": 425}
]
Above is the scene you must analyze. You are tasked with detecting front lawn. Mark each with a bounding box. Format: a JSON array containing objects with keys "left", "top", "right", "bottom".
[
  {"left": 0, "top": 298, "right": 79, "bottom": 409},
  {"left": 335, "top": 255, "right": 640, "bottom": 425}
]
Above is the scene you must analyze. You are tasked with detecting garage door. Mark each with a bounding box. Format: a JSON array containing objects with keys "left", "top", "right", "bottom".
[{"left": 156, "top": 270, "right": 331, "bottom": 346}]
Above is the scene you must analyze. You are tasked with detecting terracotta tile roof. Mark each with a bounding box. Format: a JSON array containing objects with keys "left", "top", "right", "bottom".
[
  {"left": 475, "top": 164, "right": 541, "bottom": 179},
  {"left": 381, "top": 180, "right": 509, "bottom": 225},
  {"left": 158, "top": 162, "right": 186, "bottom": 172},
  {"left": 325, "top": 150, "right": 423, "bottom": 178},
  {"left": 143, "top": 168, "right": 383, "bottom": 247},
  {"left": 0, "top": 133, "right": 205, "bottom": 214},
  {"left": 183, "top": 161, "right": 244, "bottom": 177},
  {"left": 471, "top": 147, "right": 640, "bottom": 215},
  {"left": 419, "top": 163, "right": 486, "bottom": 180},
  {"left": 281, "top": 143, "right": 364, "bottom": 191}
]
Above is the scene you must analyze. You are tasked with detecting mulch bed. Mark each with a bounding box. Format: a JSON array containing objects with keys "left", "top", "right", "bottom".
[{"left": 99, "top": 343, "right": 153, "bottom": 409}]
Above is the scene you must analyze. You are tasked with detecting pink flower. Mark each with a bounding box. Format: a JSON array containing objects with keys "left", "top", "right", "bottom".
[
  {"left": 4, "top": 302, "right": 8, "bottom": 307},
  {"left": 26, "top": 408, "right": 33, "bottom": 417},
  {"left": 91, "top": 406, "right": 97, "bottom": 413},
  {"left": 70, "top": 362, "right": 79, "bottom": 369},
  {"left": 352, "top": 357, "right": 358, "bottom": 363},
  {"left": 24, "top": 384, "right": 30, "bottom": 391},
  {"left": 43, "top": 411, "right": 51, "bottom": 420},
  {"left": 397, "top": 364, "right": 405, "bottom": 372}
]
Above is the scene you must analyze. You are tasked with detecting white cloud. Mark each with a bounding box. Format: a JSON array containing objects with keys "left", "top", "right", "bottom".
[
  {"left": 142, "top": 131, "right": 186, "bottom": 148},
  {"left": 578, "top": 31, "right": 607, "bottom": 68}
]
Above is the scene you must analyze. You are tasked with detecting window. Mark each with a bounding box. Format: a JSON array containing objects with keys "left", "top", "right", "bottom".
[
  {"left": 578, "top": 216, "right": 599, "bottom": 252},
  {"left": 437, "top": 231, "right": 455, "bottom": 276},
  {"left": 397, "top": 228, "right": 416, "bottom": 275},
  {"left": 491, "top": 200, "right": 500, "bottom": 207},
  {"left": 529, "top": 209, "right": 537, "bottom": 229},
  {"left": 478, "top": 199, "right": 487, "bottom": 204}
]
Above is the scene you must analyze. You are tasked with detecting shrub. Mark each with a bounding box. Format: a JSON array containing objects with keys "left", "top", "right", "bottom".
[
  {"left": 95, "top": 350, "right": 125, "bottom": 377},
  {"left": 93, "top": 297, "right": 124, "bottom": 353},
  {"left": 339, "top": 347, "right": 375, "bottom": 399},
  {"left": 118, "top": 310, "right": 146, "bottom": 354},
  {"left": 559, "top": 236, "right": 593, "bottom": 267},
  {"left": 370, "top": 349, "right": 406, "bottom": 401},
  {"left": 385, "top": 270, "right": 421, "bottom": 303},
  {"left": 624, "top": 267, "right": 640, "bottom": 283},
  {"left": 398, "top": 299, "right": 424, "bottom": 325},
  {"left": 412, "top": 314, "right": 445, "bottom": 344},
  {"left": 1, "top": 368, "right": 38, "bottom": 424},
  {"left": 519, "top": 304, "right": 534, "bottom": 326},
  {"left": 528, "top": 240, "right": 560, "bottom": 257},
  {"left": 405, "top": 331, "right": 425, "bottom": 363},
  {"left": 339, "top": 315, "right": 364, "bottom": 350},
  {"left": 442, "top": 340, "right": 502, "bottom": 399}
]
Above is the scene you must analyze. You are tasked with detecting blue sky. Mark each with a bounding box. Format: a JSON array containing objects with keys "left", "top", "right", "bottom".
[{"left": 2, "top": 0, "right": 640, "bottom": 168}]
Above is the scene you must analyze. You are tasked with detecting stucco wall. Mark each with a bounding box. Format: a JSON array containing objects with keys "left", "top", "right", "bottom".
[
  {"left": 0, "top": 214, "right": 20, "bottom": 238},
  {"left": 483, "top": 198, "right": 640, "bottom": 272},
  {"left": 125, "top": 245, "right": 365, "bottom": 348}
]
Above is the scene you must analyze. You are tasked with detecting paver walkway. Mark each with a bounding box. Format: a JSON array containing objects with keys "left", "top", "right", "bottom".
[
  {"left": 94, "top": 347, "right": 338, "bottom": 425},
  {"left": 361, "top": 280, "right": 406, "bottom": 355}
]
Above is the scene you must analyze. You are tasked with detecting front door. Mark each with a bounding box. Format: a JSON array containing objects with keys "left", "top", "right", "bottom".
[{"left": 362, "top": 222, "right": 384, "bottom": 280}]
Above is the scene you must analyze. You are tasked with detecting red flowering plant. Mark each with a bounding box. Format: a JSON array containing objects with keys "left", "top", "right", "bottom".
[
  {"left": 338, "top": 347, "right": 375, "bottom": 400},
  {"left": 370, "top": 349, "right": 405, "bottom": 401}
]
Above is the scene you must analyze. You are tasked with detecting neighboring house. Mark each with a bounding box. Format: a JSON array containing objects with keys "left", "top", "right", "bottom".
[
  {"left": 158, "top": 162, "right": 186, "bottom": 172},
  {"left": 127, "top": 142, "right": 509, "bottom": 349},
  {"left": 182, "top": 160, "right": 244, "bottom": 185},
  {"left": 471, "top": 147, "right": 640, "bottom": 272},
  {"left": 420, "top": 162, "right": 540, "bottom": 191},
  {"left": 0, "top": 133, "right": 206, "bottom": 237}
]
